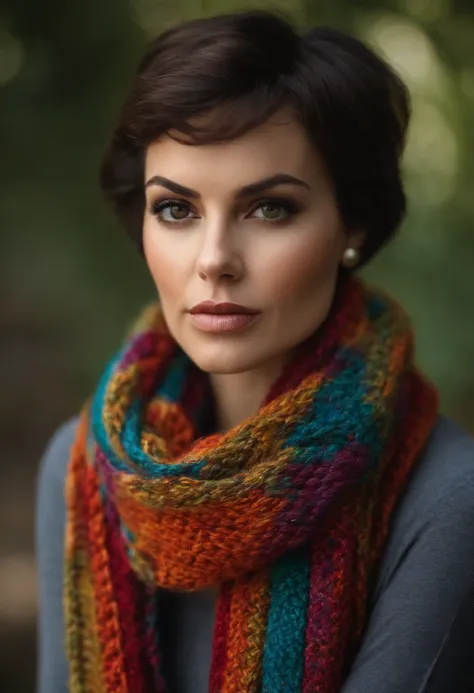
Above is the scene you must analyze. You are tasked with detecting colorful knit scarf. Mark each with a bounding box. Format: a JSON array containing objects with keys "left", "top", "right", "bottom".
[{"left": 65, "top": 276, "right": 438, "bottom": 693}]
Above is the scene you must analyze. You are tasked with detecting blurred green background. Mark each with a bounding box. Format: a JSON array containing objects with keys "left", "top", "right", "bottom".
[{"left": 1, "top": 0, "right": 473, "bottom": 689}]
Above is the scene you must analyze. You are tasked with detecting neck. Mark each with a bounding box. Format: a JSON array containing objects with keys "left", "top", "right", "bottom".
[{"left": 210, "top": 356, "right": 287, "bottom": 432}]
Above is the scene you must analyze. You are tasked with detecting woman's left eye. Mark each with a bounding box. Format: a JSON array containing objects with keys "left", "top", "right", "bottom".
[{"left": 249, "top": 200, "right": 296, "bottom": 223}]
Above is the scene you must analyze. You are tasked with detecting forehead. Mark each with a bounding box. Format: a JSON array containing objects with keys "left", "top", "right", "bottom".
[{"left": 144, "top": 111, "right": 325, "bottom": 187}]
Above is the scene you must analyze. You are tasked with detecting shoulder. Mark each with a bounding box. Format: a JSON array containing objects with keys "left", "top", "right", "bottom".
[
  {"left": 36, "top": 416, "right": 79, "bottom": 578},
  {"left": 35, "top": 419, "right": 77, "bottom": 692},
  {"left": 37, "top": 416, "right": 79, "bottom": 489},
  {"left": 343, "top": 418, "right": 474, "bottom": 693},
  {"left": 395, "top": 414, "right": 474, "bottom": 537},
  {"left": 36, "top": 417, "right": 79, "bottom": 534},
  {"left": 419, "top": 415, "right": 474, "bottom": 478},
  {"left": 399, "top": 416, "right": 474, "bottom": 524},
  {"left": 372, "top": 415, "right": 474, "bottom": 602}
]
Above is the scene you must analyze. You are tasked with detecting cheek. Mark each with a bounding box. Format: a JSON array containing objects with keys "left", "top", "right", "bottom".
[
  {"left": 143, "top": 224, "right": 188, "bottom": 300},
  {"left": 262, "top": 228, "right": 343, "bottom": 303}
]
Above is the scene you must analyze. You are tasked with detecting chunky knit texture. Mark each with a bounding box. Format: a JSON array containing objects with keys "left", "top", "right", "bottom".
[{"left": 65, "top": 277, "right": 438, "bottom": 693}]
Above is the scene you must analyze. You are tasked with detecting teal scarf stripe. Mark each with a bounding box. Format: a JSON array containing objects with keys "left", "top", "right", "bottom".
[
  {"left": 155, "top": 350, "right": 191, "bottom": 402},
  {"left": 92, "top": 353, "right": 132, "bottom": 473},
  {"left": 282, "top": 347, "right": 384, "bottom": 464},
  {"left": 262, "top": 546, "right": 311, "bottom": 692},
  {"left": 91, "top": 351, "right": 205, "bottom": 478}
]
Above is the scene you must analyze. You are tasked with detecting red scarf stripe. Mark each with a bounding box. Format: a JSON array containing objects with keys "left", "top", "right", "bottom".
[
  {"left": 84, "top": 463, "right": 129, "bottom": 692},
  {"left": 65, "top": 412, "right": 106, "bottom": 693},
  {"left": 102, "top": 470, "right": 153, "bottom": 692},
  {"left": 209, "top": 581, "right": 232, "bottom": 693},
  {"left": 302, "top": 511, "right": 357, "bottom": 693}
]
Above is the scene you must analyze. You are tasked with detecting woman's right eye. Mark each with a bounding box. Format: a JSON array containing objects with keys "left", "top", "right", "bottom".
[{"left": 149, "top": 200, "right": 196, "bottom": 224}]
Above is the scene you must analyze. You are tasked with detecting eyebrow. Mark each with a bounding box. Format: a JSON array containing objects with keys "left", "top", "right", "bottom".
[{"left": 144, "top": 173, "right": 311, "bottom": 198}]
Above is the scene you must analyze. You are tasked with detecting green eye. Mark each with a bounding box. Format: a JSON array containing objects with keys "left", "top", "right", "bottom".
[
  {"left": 260, "top": 203, "right": 284, "bottom": 220},
  {"left": 252, "top": 200, "right": 296, "bottom": 223}
]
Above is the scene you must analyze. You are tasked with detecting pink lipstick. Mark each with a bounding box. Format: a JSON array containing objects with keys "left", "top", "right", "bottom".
[{"left": 189, "top": 302, "right": 260, "bottom": 333}]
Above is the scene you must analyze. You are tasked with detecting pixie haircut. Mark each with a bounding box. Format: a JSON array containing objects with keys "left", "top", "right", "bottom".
[{"left": 100, "top": 10, "right": 410, "bottom": 267}]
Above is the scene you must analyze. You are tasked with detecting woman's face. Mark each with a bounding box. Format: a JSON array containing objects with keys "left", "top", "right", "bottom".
[{"left": 143, "top": 111, "right": 359, "bottom": 375}]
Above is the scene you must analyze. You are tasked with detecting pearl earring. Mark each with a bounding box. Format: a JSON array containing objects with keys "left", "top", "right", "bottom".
[{"left": 342, "top": 247, "right": 360, "bottom": 268}]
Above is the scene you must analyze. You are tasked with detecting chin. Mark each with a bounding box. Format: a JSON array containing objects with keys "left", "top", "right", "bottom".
[
  {"left": 184, "top": 344, "right": 266, "bottom": 375},
  {"left": 190, "top": 354, "right": 256, "bottom": 375}
]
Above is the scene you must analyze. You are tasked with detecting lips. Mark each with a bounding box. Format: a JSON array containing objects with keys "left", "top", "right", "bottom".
[
  {"left": 189, "top": 301, "right": 259, "bottom": 315},
  {"left": 188, "top": 302, "right": 261, "bottom": 333}
]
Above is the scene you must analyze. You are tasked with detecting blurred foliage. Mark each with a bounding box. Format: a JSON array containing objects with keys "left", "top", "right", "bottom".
[{"left": 0, "top": 0, "right": 473, "bottom": 685}]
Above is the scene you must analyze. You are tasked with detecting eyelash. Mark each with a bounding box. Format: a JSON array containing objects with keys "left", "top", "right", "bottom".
[{"left": 147, "top": 197, "right": 300, "bottom": 227}]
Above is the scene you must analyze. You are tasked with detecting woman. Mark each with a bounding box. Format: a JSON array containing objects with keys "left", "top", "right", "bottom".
[{"left": 36, "top": 9, "right": 474, "bottom": 693}]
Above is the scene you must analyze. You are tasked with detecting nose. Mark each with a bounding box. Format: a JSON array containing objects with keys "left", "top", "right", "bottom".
[{"left": 195, "top": 220, "right": 244, "bottom": 283}]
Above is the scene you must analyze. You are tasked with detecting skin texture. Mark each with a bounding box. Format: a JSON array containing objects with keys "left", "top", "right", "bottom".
[{"left": 143, "top": 111, "right": 363, "bottom": 430}]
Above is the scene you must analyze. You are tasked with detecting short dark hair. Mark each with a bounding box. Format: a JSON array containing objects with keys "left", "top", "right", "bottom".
[{"left": 100, "top": 10, "right": 410, "bottom": 268}]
